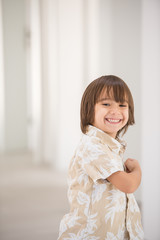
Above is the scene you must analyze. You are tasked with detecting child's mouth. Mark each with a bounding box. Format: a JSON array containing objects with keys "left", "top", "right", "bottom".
[{"left": 105, "top": 118, "right": 121, "bottom": 124}]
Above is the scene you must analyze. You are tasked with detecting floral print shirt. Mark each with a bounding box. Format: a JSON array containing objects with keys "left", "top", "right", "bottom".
[{"left": 58, "top": 125, "right": 144, "bottom": 240}]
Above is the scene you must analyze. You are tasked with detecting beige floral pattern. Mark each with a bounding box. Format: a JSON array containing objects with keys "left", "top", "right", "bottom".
[{"left": 58, "top": 125, "right": 144, "bottom": 240}]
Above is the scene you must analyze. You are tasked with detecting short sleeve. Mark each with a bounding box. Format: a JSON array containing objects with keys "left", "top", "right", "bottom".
[{"left": 81, "top": 137, "right": 124, "bottom": 183}]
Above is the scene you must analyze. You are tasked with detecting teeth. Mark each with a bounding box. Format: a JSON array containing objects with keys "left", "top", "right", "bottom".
[{"left": 107, "top": 118, "right": 121, "bottom": 123}]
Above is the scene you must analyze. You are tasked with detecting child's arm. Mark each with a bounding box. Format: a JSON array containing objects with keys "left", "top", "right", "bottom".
[{"left": 107, "top": 158, "right": 142, "bottom": 194}]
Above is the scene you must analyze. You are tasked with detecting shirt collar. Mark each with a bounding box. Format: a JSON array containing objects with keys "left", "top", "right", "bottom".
[{"left": 86, "top": 125, "right": 126, "bottom": 154}]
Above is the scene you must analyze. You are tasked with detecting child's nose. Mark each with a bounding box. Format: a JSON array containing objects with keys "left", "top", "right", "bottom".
[{"left": 109, "top": 106, "right": 119, "bottom": 114}]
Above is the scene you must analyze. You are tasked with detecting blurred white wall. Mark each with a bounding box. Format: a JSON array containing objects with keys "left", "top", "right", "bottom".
[
  {"left": 0, "top": 0, "right": 5, "bottom": 152},
  {"left": 141, "top": 0, "right": 160, "bottom": 239},
  {"left": 1, "top": 0, "right": 28, "bottom": 152},
  {"left": 0, "top": 0, "right": 160, "bottom": 239},
  {"left": 26, "top": 0, "right": 42, "bottom": 162}
]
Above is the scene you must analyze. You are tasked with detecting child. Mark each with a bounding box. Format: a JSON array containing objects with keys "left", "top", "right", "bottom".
[{"left": 58, "top": 75, "right": 144, "bottom": 240}]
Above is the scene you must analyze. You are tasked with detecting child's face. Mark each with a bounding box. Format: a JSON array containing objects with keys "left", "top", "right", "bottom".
[{"left": 93, "top": 90, "right": 129, "bottom": 138}]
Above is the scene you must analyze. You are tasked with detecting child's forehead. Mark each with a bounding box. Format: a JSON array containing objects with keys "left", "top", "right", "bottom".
[
  {"left": 98, "top": 89, "right": 112, "bottom": 99},
  {"left": 97, "top": 87, "right": 128, "bottom": 102},
  {"left": 98, "top": 88, "right": 114, "bottom": 100}
]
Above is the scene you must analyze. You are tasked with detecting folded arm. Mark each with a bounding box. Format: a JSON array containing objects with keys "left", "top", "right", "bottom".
[{"left": 107, "top": 158, "right": 142, "bottom": 194}]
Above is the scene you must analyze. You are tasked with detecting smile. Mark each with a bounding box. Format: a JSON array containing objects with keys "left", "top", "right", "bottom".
[{"left": 105, "top": 118, "right": 121, "bottom": 123}]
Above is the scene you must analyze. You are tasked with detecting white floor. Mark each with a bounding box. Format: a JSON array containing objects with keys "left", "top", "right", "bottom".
[{"left": 0, "top": 153, "right": 69, "bottom": 240}]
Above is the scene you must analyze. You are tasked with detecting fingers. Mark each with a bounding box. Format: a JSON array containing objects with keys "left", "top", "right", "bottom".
[{"left": 124, "top": 158, "right": 139, "bottom": 172}]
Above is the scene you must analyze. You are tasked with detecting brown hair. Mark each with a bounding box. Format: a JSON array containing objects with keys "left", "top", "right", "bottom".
[{"left": 80, "top": 75, "right": 135, "bottom": 137}]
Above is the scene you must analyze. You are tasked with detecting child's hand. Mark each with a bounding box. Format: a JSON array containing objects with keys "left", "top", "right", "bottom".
[{"left": 124, "top": 158, "right": 140, "bottom": 173}]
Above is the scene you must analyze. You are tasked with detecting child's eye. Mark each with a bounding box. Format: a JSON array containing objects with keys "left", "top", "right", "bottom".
[
  {"left": 103, "top": 103, "right": 110, "bottom": 106},
  {"left": 119, "top": 104, "right": 127, "bottom": 107}
]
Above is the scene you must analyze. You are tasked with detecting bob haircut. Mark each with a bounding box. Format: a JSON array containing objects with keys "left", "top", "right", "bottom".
[{"left": 80, "top": 75, "right": 135, "bottom": 137}]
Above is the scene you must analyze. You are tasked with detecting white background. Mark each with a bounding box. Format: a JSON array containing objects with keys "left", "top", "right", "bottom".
[{"left": 0, "top": 0, "right": 160, "bottom": 239}]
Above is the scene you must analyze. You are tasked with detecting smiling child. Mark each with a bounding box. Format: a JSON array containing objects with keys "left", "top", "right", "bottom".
[{"left": 58, "top": 75, "right": 144, "bottom": 240}]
